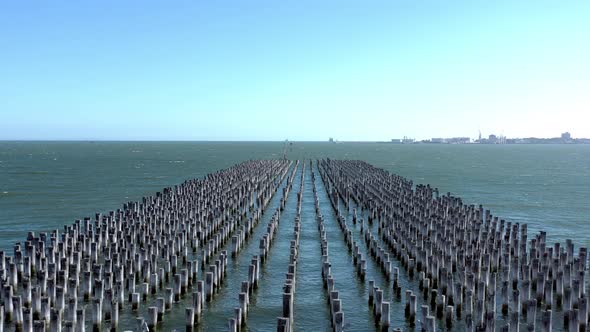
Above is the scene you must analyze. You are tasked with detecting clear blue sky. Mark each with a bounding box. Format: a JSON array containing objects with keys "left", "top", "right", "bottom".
[{"left": 1, "top": 1, "right": 589, "bottom": 141}]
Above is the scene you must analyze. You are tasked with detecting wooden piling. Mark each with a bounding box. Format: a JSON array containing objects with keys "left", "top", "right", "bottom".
[{"left": 185, "top": 308, "right": 194, "bottom": 331}]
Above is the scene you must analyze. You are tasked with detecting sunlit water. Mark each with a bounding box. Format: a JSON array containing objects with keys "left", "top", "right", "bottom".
[{"left": 1, "top": 141, "right": 588, "bottom": 331}]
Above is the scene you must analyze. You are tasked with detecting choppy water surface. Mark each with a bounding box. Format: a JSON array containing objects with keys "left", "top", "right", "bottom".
[{"left": 1, "top": 141, "right": 589, "bottom": 331}]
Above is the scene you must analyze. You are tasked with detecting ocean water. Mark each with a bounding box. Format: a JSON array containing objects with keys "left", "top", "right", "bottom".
[{"left": 1, "top": 141, "right": 589, "bottom": 330}]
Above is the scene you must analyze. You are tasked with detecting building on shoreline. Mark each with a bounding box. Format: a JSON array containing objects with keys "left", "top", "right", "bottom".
[
  {"left": 387, "top": 132, "right": 590, "bottom": 145},
  {"left": 429, "top": 137, "right": 471, "bottom": 144},
  {"left": 390, "top": 137, "right": 416, "bottom": 144},
  {"left": 454, "top": 132, "right": 588, "bottom": 144},
  {"left": 475, "top": 134, "right": 507, "bottom": 144}
]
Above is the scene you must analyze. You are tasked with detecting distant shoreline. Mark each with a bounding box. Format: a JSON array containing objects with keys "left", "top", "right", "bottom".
[
  {"left": 1, "top": 140, "right": 590, "bottom": 144},
  {"left": 377, "top": 141, "right": 590, "bottom": 145}
]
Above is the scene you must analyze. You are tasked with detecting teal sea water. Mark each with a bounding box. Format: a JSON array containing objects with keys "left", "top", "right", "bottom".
[
  {"left": 1, "top": 142, "right": 588, "bottom": 253},
  {"left": 0, "top": 141, "right": 589, "bottom": 330}
]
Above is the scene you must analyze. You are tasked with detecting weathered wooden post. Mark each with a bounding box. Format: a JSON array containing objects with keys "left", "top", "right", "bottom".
[
  {"left": 155, "top": 298, "right": 165, "bottom": 323},
  {"left": 381, "top": 301, "right": 390, "bottom": 331},
  {"left": 165, "top": 288, "right": 173, "bottom": 310},
  {"left": 92, "top": 298, "right": 102, "bottom": 332},
  {"left": 131, "top": 292, "right": 140, "bottom": 310},
  {"left": 185, "top": 308, "right": 194, "bottom": 331},
  {"left": 110, "top": 303, "right": 118, "bottom": 332},
  {"left": 50, "top": 308, "right": 62, "bottom": 332},
  {"left": 541, "top": 309, "right": 552, "bottom": 332},
  {"left": 276, "top": 316, "right": 289, "bottom": 332},
  {"left": 192, "top": 291, "right": 202, "bottom": 324},
  {"left": 147, "top": 307, "right": 158, "bottom": 330}
]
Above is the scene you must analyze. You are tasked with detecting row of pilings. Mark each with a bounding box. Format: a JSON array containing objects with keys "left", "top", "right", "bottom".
[
  {"left": 318, "top": 160, "right": 395, "bottom": 331},
  {"left": 318, "top": 158, "right": 587, "bottom": 331},
  {"left": 0, "top": 160, "right": 292, "bottom": 331},
  {"left": 311, "top": 161, "right": 346, "bottom": 332},
  {"left": 226, "top": 160, "right": 300, "bottom": 331},
  {"left": 276, "top": 161, "right": 305, "bottom": 331}
]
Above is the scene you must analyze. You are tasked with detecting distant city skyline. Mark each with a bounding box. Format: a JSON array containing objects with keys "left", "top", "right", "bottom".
[
  {"left": 395, "top": 131, "right": 588, "bottom": 142},
  {"left": 397, "top": 131, "right": 590, "bottom": 144},
  {"left": 1, "top": 1, "right": 589, "bottom": 141}
]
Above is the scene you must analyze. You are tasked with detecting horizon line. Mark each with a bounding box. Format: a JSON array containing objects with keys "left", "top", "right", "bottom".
[
  {"left": 0, "top": 139, "right": 360, "bottom": 143},
  {"left": 1, "top": 138, "right": 589, "bottom": 143}
]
